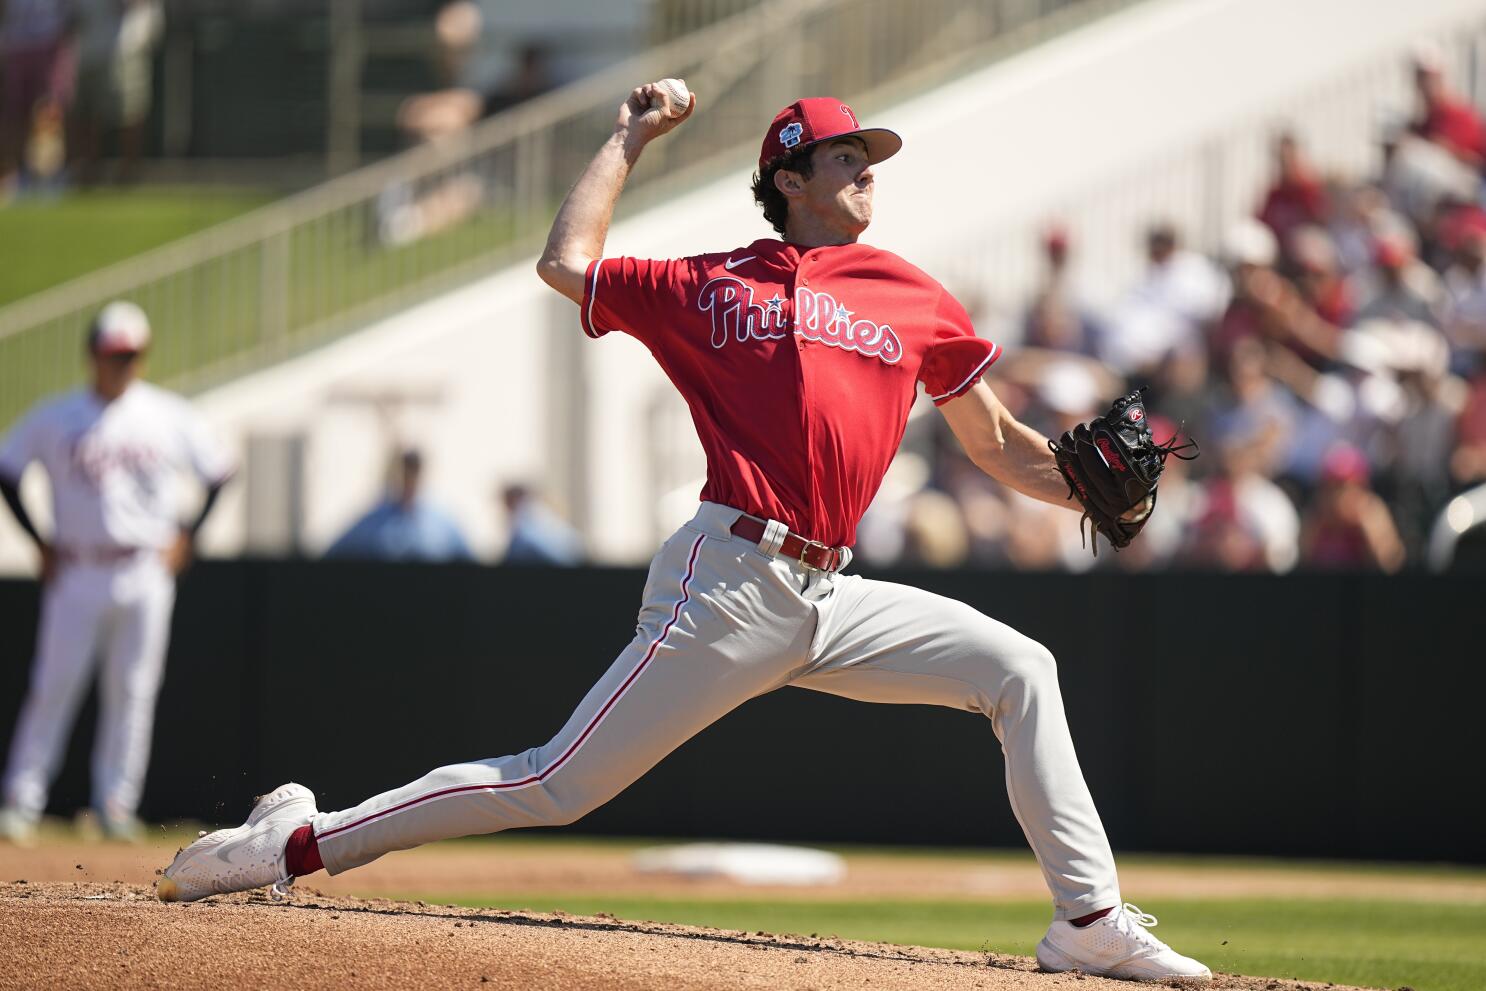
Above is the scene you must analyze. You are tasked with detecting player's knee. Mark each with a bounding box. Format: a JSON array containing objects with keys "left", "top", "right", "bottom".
[
  {"left": 1001, "top": 640, "right": 1059, "bottom": 697},
  {"left": 542, "top": 786, "right": 607, "bottom": 827}
]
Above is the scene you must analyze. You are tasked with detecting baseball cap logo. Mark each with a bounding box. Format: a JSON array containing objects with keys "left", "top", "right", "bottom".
[
  {"left": 840, "top": 105, "right": 859, "bottom": 128},
  {"left": 779, "top": 122, "right": 803, "bottom": 148}
]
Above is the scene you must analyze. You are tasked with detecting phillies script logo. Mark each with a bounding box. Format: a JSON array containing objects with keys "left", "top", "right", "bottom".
[
  {"left": 1095, "top": 435, "right": 1127, "bottom": 473},
  {"left": 696, "top": 277, "right": 789, "bottom": 348},
  {"left": 793, "top": 286, "right": 903, "bottom": 364},
  {"left": 696, "top": 278, "right": 903, "bottom": 365}
]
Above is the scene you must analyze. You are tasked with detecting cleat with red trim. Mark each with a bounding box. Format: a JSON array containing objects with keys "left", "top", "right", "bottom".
[
  {"left": 1036, "top": 902, "right": 1212, "bottom": 983},
  {"left": 156, "top": 783, "right": 317, "bottom": 902}
]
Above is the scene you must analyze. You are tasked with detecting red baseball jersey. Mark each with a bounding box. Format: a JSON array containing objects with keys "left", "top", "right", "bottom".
[{"left": 582, "top": 238, "right": 999, "bottom": 547}]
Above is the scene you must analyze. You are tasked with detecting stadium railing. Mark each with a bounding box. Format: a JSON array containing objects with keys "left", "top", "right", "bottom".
[{"left": 0, "top": 0, "right": 1130, "bottom": 428}]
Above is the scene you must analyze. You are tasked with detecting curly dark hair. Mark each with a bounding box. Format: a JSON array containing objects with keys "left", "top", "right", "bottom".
[{"left": 751, "top": 145, "right": 817, "bottom": 236}]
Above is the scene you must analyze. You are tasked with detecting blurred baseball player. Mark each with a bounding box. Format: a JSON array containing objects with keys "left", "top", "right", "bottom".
[
  {"left": 159, "top": 85, "right": 1209, "bottom": 982},
  {"left": 0, "top": 302, "right": 233, "bottom": 844}
]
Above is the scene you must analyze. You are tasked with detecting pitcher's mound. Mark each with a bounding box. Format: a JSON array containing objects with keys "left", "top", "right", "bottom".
[{"left": 1, "top": 882, "right": 1371, "bottom": 990}]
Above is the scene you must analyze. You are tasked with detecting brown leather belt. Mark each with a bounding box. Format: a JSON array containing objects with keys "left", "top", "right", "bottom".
[
  {"left": 730, "top": 514, "right": 847, "bottom": 573},
  {"left": 57, "top": 545, "right": 148, "bottom": 565}
]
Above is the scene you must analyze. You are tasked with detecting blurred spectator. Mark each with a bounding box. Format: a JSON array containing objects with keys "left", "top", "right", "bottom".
[
  {"left": 1102, "top": 222, "right": 1228, "bottom": 375},
  {"left": 1380, "top": 128, "right": 1479, "bottom": 231},
  {"left": 70, "top": 0, "right": 164, "bottom": 185},
  {"left": 1147, "top": 344, "right": 1210, "bottom": 447},
  {"left": 1258, "top": 132, "right": 1329, "bottom": 254},
  {"left": 1353, "top": 233, "right": 1445, "bottom": 328},
  {"left": 1288, "top": 225, "right": 1353, "bottom": 327},
  {"left": 1184, "top": 419, "right": 1301, "bottom": 573},
  {"left": 1300, "top": 444, "right": 1405, "bottom": 572},
  {"left": 1214, "top": 219, "right": 1340, "bottom": 371},
  {"left": 1409, "top": 42, "right": 1486, "bottom": 166},
  {"left": 1180, "top": 481, "right": 1268, "bottom": 572},
  {"left": 326, "top": 449, "right": 474, "bottom": 561},
  {"left": 1452, "top": 363, "right": 1486, "bottom": 487},
  {"left": 856, "top": 452, "right": 930, "bottom": 565},
  {"left": 1209, "top": 337, "right": 1298, "bottom": 478},
  {"left": 1023, "top": 225, "right": 1102, "bottom": 357},
  {"left": 1328, "top": 184, "right": 1409, "bottom": 276},
  {"left": 1384, "top": 325, "right": 1460, "bottom": 554},
  {"left": 0, "top": 0, "right": 72, "bottom": 197},
  {"left": 899, "top": 489, "right": 970, "bottom": 568},
  {"left": 397, "top": 4, "right": 554, "bottom": 144},
  {"left": 1442, "top": 228, "right": 1486, "bottom": 371},
  {"left": 500, "top": 484, "right": 583, "bottom": 566}
]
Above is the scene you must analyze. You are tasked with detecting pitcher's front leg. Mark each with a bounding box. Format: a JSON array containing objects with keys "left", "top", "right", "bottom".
[{"left": 794, "top": 575, "right": 1119, "bottom": 919}]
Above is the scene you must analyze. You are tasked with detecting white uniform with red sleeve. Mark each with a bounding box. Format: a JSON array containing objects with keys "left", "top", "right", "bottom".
[
  {"left": 0, "top": 381, "right": 234, "bottom": 826},
  {"left": 305, "top": 237, "right": 1122, "bottom": 922}
]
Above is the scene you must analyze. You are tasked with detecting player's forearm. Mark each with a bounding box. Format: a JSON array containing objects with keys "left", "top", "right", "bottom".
[
  {"left": 537, "top": 134, "right": 643, "bottom": 304},
  {"left": 976, "top": 418, "right": 1074, "bottom": 509},
  {"left": 185, "top": 481, "right": 227, "bottom": 538},
  {"left": 941, "top": 382, "right": 1073, "bottom": 510},
  {"left": 0, "top": 475, "right": 44, "bottom": 547}
]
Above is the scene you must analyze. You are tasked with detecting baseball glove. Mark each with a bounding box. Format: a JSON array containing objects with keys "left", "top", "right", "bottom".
[{"left": 1048, "top": 389, "right": 1198, "bottom": 555}]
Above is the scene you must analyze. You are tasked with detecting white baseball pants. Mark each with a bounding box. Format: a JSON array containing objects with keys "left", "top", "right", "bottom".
[
  {"left": 313, "top": 503, "right": 1121, "bottom": 918},
  {"left": 3, "top": 554, "right": 175, "bottom": 822}
]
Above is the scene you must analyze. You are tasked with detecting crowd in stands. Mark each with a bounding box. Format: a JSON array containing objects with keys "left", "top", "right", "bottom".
[
  {"left": 0, "top": 0, "right": 163, "bottom": 197},
  {"left": 860, "top": 44, "right": 1486, "bottom": 573}
]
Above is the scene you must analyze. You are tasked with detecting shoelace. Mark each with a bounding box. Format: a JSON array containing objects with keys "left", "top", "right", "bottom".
[
  {"left": 269, "top": 875, "right": 297, "bottom": 900},
  {"left": 1110, "top": 902, "right": 1163, "bottom": 946}
]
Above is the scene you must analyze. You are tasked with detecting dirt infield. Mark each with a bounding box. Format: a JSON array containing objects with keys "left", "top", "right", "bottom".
[
  {"left": 3, "top": 831, "right": 1482, "bottom": 905},
  {"left": 1, "top": 882, "right": 1377, "bottom": 991}
]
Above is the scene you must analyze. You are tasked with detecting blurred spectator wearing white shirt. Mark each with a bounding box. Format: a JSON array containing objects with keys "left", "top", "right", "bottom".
[{"left": 1102, "top": 222, "right": 1229, "bottom": 376}]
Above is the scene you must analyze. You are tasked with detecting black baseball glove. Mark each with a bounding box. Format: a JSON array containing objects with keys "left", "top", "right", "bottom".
[{"left": 1048, "top": 389, "right": 1198, "bottom": 555}]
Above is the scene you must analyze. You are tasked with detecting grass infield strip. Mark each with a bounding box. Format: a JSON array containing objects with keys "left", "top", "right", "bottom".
[{"left": 402, "top": 893, "right": 1484, "bottom": 991}]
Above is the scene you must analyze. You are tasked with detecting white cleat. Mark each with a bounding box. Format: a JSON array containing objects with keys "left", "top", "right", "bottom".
[
  {"left": 156, "top": 783, "right": 316, "bottom": 903},
  {"left": 1036, "top": 902, "right": 1212, "bottom": 983}
]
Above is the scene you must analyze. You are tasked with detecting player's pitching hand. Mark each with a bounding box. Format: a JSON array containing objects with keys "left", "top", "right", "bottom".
[
  {"left": 615, "top": 81, "right": 695, "bottom": 148},
  {"left": 163, "top": 531, "right": 194, "bottom": 576}
]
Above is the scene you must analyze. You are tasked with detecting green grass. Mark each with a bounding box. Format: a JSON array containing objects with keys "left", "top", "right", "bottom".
[
  {"left": 0, "top": 187, "right": 272, "bottom": 306},
  {"left": 398, "top": 891, "right": 1483, "bottom": 991},
  {"left": 0, "top": 188, "right": 532, "bottom": 429}
]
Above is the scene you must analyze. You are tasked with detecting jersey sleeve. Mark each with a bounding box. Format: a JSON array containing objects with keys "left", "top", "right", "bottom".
[
  {"left": 180, "top": 405, "right": 236, "bottom": 485},
  {"left": 0, "top": 407, "right": 45, "bottom": 482},
  {"left": 579, "top": 256, "right": 696, "bottom": 348},
  {"left": 918, "top": 290, "right": 1001, "bottom": 406}
]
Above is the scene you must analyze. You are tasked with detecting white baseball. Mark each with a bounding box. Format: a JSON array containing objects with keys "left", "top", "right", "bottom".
[{"left": 651, "top": 77, "right": 691, "bottom": 118}]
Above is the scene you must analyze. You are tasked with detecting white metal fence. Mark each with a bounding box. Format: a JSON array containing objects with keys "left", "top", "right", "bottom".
[{"left": 0, "top": 0, "right": 1129, "bottom": 429}]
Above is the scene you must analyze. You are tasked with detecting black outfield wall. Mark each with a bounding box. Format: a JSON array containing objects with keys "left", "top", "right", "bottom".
[{"left": 0, "top": 562, "right": 1480, "bottom": 862}]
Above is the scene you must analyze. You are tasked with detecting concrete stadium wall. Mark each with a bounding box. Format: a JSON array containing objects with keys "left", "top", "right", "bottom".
[
  {"left": 0, "top": 563, "right": 1480, "bottom": 863},
  {"left": 4, "top": 0, "right": 1485, "bottom": 574}
]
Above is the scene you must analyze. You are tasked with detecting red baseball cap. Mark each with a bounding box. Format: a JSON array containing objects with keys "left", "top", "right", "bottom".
[{"left": 758, "top": 97, "right": 902, "bottom": 171}]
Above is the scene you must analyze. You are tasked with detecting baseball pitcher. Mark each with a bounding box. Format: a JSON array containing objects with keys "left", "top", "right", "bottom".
[
  {"left": 0, "top": 302, "right": 233, "bottom": 843},
  {"left": 158, "top": 85, "right": 1206, "bottom": 983}
]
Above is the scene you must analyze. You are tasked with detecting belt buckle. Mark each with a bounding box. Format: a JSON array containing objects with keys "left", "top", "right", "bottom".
[{"left": 797, "top": 538, "right": 835, "bottom": 573}]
